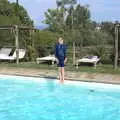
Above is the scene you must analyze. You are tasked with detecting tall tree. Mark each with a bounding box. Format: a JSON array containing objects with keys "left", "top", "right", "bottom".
[{"left": 0, "top": 0, "right": 33, "bottom": 48}]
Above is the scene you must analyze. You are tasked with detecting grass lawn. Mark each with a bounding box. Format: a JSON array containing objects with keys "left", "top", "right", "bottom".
[{"left": 0, "top": 62, "right": 120, "bottom": 74}]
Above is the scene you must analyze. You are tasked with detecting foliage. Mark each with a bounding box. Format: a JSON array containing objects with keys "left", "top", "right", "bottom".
[
  {"left": 43, "top": 0, "right": 115, "bottom": 63},
  {"left": 34, "top": 30, "right": 59, "bottom": 57},
  {"left": 0, "top": 0, "right": 116, "bottom": 64}
]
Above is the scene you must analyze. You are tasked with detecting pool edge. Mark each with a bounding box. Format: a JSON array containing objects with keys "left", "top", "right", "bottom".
[{"left": 0, "top": 73, "right": 120, "bottom": 85}]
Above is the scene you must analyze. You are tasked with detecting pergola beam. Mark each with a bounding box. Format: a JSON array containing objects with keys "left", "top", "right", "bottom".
[
  {"left": 0, "top": 25, "right": 36, "bottom": 30},
  {"left": 0, "top": 25, "right": 37, "bottom": 64},
  {"left": 0, "top": 25, "right": 13, "bottom": 30},
  {"left": 0, "top": 28, "right": 12, "bottom": 30},
  {"left": 114, "top": 23, "right": 120, "bottom": 70}
]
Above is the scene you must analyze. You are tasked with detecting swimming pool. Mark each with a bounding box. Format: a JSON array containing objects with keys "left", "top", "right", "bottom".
[{"left": 0, "top": 75, "right": 120, "bottom": 120}]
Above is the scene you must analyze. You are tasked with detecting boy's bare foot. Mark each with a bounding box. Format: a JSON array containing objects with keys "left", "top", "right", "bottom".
[{"left": 60, "top": 79, "right": 64, "bottom": 84}]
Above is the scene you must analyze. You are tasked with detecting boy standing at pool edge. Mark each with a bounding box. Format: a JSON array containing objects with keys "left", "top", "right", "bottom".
[{"left": 55, "top": 37, "right": 67, "bottom": 83}]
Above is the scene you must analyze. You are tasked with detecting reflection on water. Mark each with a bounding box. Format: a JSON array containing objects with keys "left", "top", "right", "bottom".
[{"left": 46, "top": 79, "right": 56, "bottom": 92}]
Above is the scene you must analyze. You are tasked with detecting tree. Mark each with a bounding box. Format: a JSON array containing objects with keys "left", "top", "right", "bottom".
[
  {"left": 43, "top": 1, "right": 116, "bottom": 65},
  {"left": 0, "top": 0, "right": 34, "bottom": 60},
  {"left": 100, "top": 21, "right": 114, "bottom": 44},
  {"left": 44, "top": 1, "right": 91, "bottom": 63},
  {"left": 66, "top": 4, "right": 91, "bottom": 61},
  {"left": 34, "top": 30, "right": 58, "bottom": 57},
  {"left": 44, "top": 0, "right": 77, "bottom": 34},
  {"left": 0, "top": 0, "right": 33, "bottom": 26}
]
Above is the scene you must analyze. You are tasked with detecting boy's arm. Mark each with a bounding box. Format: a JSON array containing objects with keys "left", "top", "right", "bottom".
[
  {"left": 55, "top": 44, "right": 59, "bottom": 63},
  {"left": 64, "top": 45, "right": 67, "bottom": 63},
  {"left": 55, "top": 45, "right": 58, "bottom": 58}
]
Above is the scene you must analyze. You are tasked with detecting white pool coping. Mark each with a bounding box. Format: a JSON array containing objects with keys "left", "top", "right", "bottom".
[{"left": 0, "top": 74, "right": 120, "bottom": 91}]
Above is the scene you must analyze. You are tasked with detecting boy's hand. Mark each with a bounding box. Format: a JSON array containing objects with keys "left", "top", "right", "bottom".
[
  {"left": 64, "top": 58, "right": 67, "bottom": 64},
  {"left": 56, "top": 59, "right": 59, "bottom": 64}
]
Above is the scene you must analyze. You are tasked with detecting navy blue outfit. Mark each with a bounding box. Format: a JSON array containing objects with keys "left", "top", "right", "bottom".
[{"left": 55, "top": 43, "right": 67, "bottom": 67}]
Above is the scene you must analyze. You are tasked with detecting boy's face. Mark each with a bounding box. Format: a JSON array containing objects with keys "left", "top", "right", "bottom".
[{"left": 58, "top": 38, "right": 64, "bottom": 44}]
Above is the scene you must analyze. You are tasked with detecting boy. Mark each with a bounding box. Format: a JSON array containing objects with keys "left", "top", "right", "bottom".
[{"left": 55, "top": 37, "right": 67, "bottom": 83}]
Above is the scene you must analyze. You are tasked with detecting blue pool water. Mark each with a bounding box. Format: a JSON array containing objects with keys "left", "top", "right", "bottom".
[{"left": 0, "top": 75, "right": 120, "bottom": 120}]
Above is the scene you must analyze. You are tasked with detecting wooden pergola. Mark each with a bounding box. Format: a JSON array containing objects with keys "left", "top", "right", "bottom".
[{"left": 0, "top": 25, "right": 36, "bottom": 64}]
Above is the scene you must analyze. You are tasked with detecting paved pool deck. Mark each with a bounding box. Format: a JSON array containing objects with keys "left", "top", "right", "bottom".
[{"left": 0, "top": 67, "right": 120, "bottom": 84}]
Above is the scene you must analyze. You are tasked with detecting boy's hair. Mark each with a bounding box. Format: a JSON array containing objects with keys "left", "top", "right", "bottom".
[
  {"left": 57, "top": 36, "right": 64, "bottom": 40},
  {"left": 58, "top": 37, "right": 64, "bottom": 42}
]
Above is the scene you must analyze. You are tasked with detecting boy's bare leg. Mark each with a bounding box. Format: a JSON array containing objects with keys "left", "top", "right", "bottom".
[
  {"left": 59, "top": 67, "right": 62, "bottom": 82},
  {"left": 61, "top": 67, "right": 64, "bottom": 83}
]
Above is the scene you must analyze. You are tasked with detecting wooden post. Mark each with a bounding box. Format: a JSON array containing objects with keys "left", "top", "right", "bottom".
[
  {"left": 71, "top": 7, "right": 76, "bottom": 65},
  {"left": 73, "top": 42, "right": 76, "bottom": 65},
  {"left": 31, "top": 29, "right": 35, "bottom": 50},
  {"left": 114, "top": 24, "right": 119, "bottom": 70},
  {"left": 80, "top": 37, "right": 83, "bottom": 58},
  {"left": 15, "top": 25, "right": 19, "bottom": 64},
  {"left": 30, "top": 29, "right": 35, "bottom": 62}
]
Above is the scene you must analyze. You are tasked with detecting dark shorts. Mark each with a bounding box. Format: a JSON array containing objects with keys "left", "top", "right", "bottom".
[{"left": 58, "top": 60, "right": 64, "bottom": 67}]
